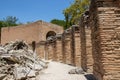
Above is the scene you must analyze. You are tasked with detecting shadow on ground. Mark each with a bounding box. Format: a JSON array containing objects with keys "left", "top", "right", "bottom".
[{"left": 84, "top": 74, "right": 96, "bottom": 80}]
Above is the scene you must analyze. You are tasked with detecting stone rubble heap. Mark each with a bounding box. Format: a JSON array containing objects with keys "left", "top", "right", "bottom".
[
  {"left": 68, "top": 68, "right": 85, "bottom": 74},
  {"left": 0, "top": 40, "right": 47, "bottom": 80}
]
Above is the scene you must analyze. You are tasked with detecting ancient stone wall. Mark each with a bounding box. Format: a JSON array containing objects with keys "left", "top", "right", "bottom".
[
  {"left": 80, "top": 16, "right": 87, "bottom": 72},
  {"left": 47, "top": 42, "right": 55, "bottom": 60},
  {"left": 44, "top": 42, "right": 49, "bottom": 60},
  {"left": 44, "top": 25, "right": 82, "bottom": 67},
  {"left": 47, "top": 43, "right": 52, "bottom": 60},
  {"left": 71, "top": 25, "right": 81, "bottom": 67},
  {"left": 2, "top": 24, "right": 40, "bottom": 44},
  {"left": 13, "top": 1, "right": 120, "bottom": 80},
  {"left": 55, "top": 34, "right": 63, "bottom": 62},
  {"left": 79, "top": 11, "right": 93, "bottom": 73},
  {"left": 1, "top": 21, "right": 63, "bottom": 45},
  {"left": 62, "top": 33, "right": 66, "bottom": 63},
  {"left": 62, "top": 29, "right": 72, "bottom": 64},
  {"left": 1, "top": 21, "right": 63, "bottom": 61},
  {"left": 71, "top": 28, "right": 75, "bottom": 66},
  {"left": 53, "top": 41, "right": 57, "bottom": 61},
  {"left": 90, "top": 0, "right": 120, "bottom": 79},
  {"left": 38, "top": 41, "right": 46, "bottom": 59},
  {"left": 85, "top": 27, "right": 93, "bottom": 73}
]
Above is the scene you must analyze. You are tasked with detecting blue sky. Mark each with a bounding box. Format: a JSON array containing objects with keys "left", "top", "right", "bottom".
[{"left": 0, "top": 0, "right": 73, "bottom": 23}]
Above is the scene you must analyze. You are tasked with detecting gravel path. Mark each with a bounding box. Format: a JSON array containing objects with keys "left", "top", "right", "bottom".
[{"left": 36, "top": 61, "right": 87, "bottom": 80}]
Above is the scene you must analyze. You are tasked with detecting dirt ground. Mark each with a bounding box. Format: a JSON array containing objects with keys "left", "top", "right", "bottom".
[{"left": 36, "top": 61, "right": 88, "bottom": 80}]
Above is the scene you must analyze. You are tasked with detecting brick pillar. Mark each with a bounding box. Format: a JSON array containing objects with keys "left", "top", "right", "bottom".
[
  {"left": 47, "top": 43, "right": 52, "bottom": 60},
  {"left": 71, "top": 28, "right": 75, "bottom": 66},
  {"left": 85, "top": 27, "right": 93, "bottom": 73},
  {"left": 46, "top": 37, "right": 56, "bottom": 61},
  {"left": 47, "top": 42, "right": 54, "bottom": 60},
  {"left": 80, "top": 12, "right": 93, "bottom": 72},
  {"left": 90, "top": 0, "right": 120, "bottom": 80},
  {"left": 62, "top": 29, "right": 72, "bottom": 64},
  {"left": 62, "top": 33, "right": 66, "bottom": 63},
  {"left": 53, "top": 41, "right": 57, "bottom": 61},
  {"left": 55, "top": 34, "right": 63, "bottom": 62},
  {"left": 38, "top": 41, "right": 46, "bottom": 59},
  {"left": 71, "top": 25, "right": 81, "bottom": 67},
  {"left": 44, "top": 42, "right": 49, "bottom": 60},
  {"left": 80, "top": 15, "right": 87, "bottom": 71}
]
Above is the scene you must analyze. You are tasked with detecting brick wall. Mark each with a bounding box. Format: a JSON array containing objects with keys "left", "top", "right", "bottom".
[
  {"left": 38, "top": 41, "right": 46, "bottom": 59},
  {"left": 79, "top": 11, "right": 93, "bottom": 73},
  {"left": 71, "top": 25, "right": 81, "bottom": 67},
  {"left": 44, "top": 26, "right": 82, "bottom": 67},
  {"left": 1, "top": 21, "right": 63, "bottom": 61},
  {"left": 17, "top": 1, "right": 120, "bottom": 80},
  {"left": 44, "top": 42, "right": 49, "bottom": 60},
  {"left": 1, "top": 23, "right": 40, "bottom": 44},
  {"left": 47, "top": 42, "right": 55, "bottom": 60},
  {"left": 1, "top": 20, "right": 63, "bottom": 45},
  {"left": 85, "top": 27, "right": 93, "bottom": 73},
  {"left": 71, "top": 27, "right": 75, "bottom": 66},
  {"left": 90, "top": 0, "right": 120, "bottom": 79},
  {"left": 55, "top": 34, "right": 63, "bottom": 62},
  {"left": 80, "top": 15, "right": 87, "bottom": 71},
  {"left": 62, "top": 29, "right": 72, "bottom": 64}
]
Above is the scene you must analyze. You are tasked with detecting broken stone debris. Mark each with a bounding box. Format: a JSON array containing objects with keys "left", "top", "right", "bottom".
[
  {"left": 68, "top": 68, "right": 85, "bottom": 74},
  {"left": 0, "top": 40, "right": 47, "bottom": 80}
]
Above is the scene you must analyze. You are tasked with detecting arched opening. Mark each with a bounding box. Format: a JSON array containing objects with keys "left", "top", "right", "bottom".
[{"left": 46, "top": 31, "right": 56, "bottom": 40}]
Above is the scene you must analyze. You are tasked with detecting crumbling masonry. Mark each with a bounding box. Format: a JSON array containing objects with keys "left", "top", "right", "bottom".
[
  {"left": 90, "top": 0, "right": 120, "bottom": 80},
  {"left": 1, "top": 0, "right": 120, "bottom": 80},
  {"left": 38, "top": 0, "right": 120, "bottom": 80}
]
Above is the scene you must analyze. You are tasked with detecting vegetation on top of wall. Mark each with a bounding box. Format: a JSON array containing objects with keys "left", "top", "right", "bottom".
[
  {"left": 50, "top": 19, "right": 66, "bottom": 29},
  {"left": 0, "top": 16, "right": 19, "bottom": 28},
  {"left": 63, "top": 0, "right": 90, "bottom": 29}
]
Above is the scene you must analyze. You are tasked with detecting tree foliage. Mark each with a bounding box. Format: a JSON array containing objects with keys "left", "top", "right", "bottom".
[
  {"left": 4, "top": 16, "right": 18, "bottom": 26},
  {"left": 50, "top": 19, "right": 66, "bottom": 29},
  {"left": 0, "top": 16, "right": 18, "bottom": 28},
  {"left": 63, "top": 0, "right": 90, "bottom": 29},
  {"left": 0, "top": 21, "right": 6, "bottom": 27}
]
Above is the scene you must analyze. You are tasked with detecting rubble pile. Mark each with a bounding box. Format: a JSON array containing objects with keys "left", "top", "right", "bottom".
[
  {"left": 68, "top": 68, "right": 85, "bottom": 74},
  {"left": 0, "top": 40, "right": 47, "bottom": 80}
]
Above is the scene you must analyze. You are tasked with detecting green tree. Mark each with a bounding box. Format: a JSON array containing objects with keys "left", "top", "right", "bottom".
[
  {"left": 3, "top": 16, "right": 18, "bottom": 26},
  {"left": 50, "top": 19, "right": 66, "bottom": 29},
  {"left": 0, "top": 16, "right": 19, "bottom": 27},
  {"left": 63, "top": 0, "right": 90, "bottom": 29},
  {"left": 0, "top": 20, "right": 8, "bottom": 27}
]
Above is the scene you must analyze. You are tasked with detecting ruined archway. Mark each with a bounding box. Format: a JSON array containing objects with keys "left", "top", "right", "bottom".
[{"left": 46, "top": 31, "right": 56, "bottom": 40}]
